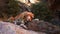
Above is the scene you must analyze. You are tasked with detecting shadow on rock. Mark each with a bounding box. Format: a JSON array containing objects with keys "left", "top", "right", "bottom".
[{"left": 27, "top": 20, "right": 60, "bottom": 34}]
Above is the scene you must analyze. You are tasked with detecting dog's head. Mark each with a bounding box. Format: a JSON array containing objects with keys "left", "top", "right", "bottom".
[{"left": 25, "top": 12, "right": 34, "bottom": 21}]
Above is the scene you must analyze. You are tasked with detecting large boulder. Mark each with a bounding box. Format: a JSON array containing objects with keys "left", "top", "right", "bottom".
[{"left": 0, "top": 21, "right": 45, "bottom": 34}]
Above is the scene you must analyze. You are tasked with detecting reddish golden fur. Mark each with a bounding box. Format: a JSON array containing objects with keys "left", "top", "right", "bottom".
[
  {"left": 8, "top": 11, "right": 34, "bottom": 22},
  {"left": 15, "top": 11, "right": 34, "bottom": 21}
]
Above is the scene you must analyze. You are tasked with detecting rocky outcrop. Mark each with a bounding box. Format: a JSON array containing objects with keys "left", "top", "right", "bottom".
[{"left": 0, "top": 21, "right": 46, "bottom": 34}]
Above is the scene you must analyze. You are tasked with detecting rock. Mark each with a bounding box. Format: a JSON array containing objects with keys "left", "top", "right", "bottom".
[
  {"left": 27, "top": 20, "right": 60, "bottom": 34},
  {"left": 0, "top": 21, "right": 46, "bottom": 34}
]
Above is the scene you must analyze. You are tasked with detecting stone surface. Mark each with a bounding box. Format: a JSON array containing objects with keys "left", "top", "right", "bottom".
[{"left": 0, "top": 21, "right": 46, "bottom": 34}]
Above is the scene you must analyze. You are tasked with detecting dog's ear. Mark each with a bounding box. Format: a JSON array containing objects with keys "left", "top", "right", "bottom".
[{"left": 31, "top": 13, "right": 34, "bottom": 18}]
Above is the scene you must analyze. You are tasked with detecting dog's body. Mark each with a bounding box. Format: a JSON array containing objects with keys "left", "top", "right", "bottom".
[
  {"left": 8, "top": 11, "right": 34, "bottom": 29},
  {"left": 14, "top": 11, "right": 34, "bottom": 29}
]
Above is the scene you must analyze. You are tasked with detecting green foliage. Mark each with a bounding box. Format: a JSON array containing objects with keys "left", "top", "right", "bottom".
[
  {"left": 31, "top": 2, "right": 53, "bottom": 21},
  {"left": 8, "top": 0, "right": 20, "bottom": 17}
]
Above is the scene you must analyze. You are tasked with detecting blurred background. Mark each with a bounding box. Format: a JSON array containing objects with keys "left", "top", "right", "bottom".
[{"left": 0, "top": 0, "right": 60, "bottom": 34}]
